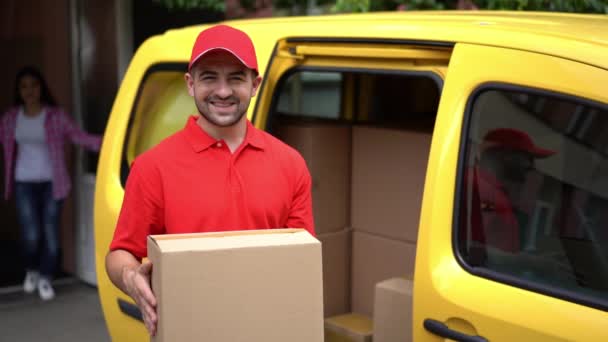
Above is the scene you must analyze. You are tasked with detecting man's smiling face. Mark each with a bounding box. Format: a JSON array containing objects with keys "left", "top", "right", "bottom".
[{"left": 185, "top": 50, "right": 261, "bottom": 127}]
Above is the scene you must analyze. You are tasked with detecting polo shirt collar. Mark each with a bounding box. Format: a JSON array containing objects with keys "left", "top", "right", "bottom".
[
  {"left": 245, "top": 119, "right": 265, "bottom": 151},
  {"left": 184, "top": 115, "right": 265, "bottom": 152}
]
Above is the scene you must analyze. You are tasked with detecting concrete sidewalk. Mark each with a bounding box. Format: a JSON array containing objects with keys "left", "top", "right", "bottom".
[{"left": 0, "top": 278, "right": 110, "bottom": 342}]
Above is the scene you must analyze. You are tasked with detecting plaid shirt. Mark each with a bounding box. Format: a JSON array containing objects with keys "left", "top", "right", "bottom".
[{"left": 0, "top": 106, "right": 101, "bottom": 200}]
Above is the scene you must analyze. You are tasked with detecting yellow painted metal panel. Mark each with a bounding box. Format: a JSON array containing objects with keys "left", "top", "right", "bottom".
[
  {"left": 294, "top": 45, "right": 451, "bottom": 61},
  {"left": 414, "top": 42, "right": 608, "bottom": 342}
]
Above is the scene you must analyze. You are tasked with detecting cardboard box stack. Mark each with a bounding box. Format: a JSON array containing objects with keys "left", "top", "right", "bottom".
[
  {"left": 147, "top": 229, "right": 324, "bottom": 342},
  {"left": 325, "top": 313, "right": 374, "bottom": 342},
  {"left": 275, "top": 123, "right": 352, "bottom": 317},
  {"left": 350, "top": 126, "right": 429, "bottom": 316},
  {"left": 373, "top": 277, "right": 414, "bottom": 342},
  {"left": 275, "top": 121, "right": 432, "bottom": 342},
  {"left": 318, "top": 228, "right": 352, "bottom": 317},
  {"left": 275, "top": 123, "right": 351, "bottom": 231},
  {"left": 351, "top": 231, "right": 416, "bottom": 316}
]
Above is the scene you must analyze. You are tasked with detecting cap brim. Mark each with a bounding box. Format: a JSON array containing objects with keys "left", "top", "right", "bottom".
[
  {"left": 189, "top": 47, "right": 256, "bottom": 72},
  {"left": 529, "top": 147, "right": 556, "bottom": 158}
]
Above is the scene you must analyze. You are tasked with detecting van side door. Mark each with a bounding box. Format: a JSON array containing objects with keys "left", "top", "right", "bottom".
[{"left": 415, "top": 43, "right": 608, "bottom": 341}]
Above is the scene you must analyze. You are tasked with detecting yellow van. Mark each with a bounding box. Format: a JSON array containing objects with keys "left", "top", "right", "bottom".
[{"left": 94, "top": 11, "right": 608, "bottom": 341}]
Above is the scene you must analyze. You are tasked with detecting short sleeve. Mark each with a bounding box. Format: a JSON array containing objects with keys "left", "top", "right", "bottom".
[
  {"left": 285, "top": 155, "right": 315, "bottom": 236},
  {"left": 109, "top": 157, "right": 165, "bottom": 258}
]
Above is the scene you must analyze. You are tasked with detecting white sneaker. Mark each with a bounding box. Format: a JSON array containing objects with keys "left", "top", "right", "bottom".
[
  {"left": 23, "top": 271, "right": 39, "bottom": 294},
  {"left": 37, "top": 277, "right": 55, "bottom": 301}
]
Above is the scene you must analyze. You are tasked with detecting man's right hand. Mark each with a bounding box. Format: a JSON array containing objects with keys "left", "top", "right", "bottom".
[{"left": 123, "top": 261, "right": 157, "bottom": 336}]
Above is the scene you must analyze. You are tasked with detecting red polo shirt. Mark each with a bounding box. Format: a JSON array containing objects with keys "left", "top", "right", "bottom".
[
  {"left": 110, "top": 116, "right": 314, "bottom": 258},
  {"left": 461, "top": 167, "right": 520, "bottom": 253}
]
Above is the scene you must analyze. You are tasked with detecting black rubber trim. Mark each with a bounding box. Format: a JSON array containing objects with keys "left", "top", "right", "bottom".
[
  {"left": 264, "top": 65, "right": 443, "bottom": 133},
  {"left": 453, "top": 81, "right": 608, "bottom": 312},
  {"left": 118, "top": 298, "right": 143, "bottom": 322},
  {"left": 120, "top": 62, "right": 188, "bottom": 186},
  {"left": 424, "top": 319, "right": 488, "bottom": 342},
  {"left": 285, "top": 37, "right": 454, "bottom": 48}
]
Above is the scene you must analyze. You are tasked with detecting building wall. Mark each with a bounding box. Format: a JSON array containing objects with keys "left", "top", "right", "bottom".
[
  {"left": 0, "top": 0, "right": 75, "bottom": 277},
  {"left": 0, "top": 0, "right": 73, "bottom": 112},
  {"left": 77, "top": 0, "right": 119, "bottom": 173}
]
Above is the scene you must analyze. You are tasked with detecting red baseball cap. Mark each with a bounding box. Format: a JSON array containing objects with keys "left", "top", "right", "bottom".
[
  {"left": 188, "top": 24, "right": 258, "bottom": 74},
  {"left": 483, "top": 128, "right": 555, "bottom": 158}
]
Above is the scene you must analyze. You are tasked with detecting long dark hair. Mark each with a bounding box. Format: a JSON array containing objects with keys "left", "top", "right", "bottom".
[{"left": 13, "top": 66, "right": 57, "bottom": 107}]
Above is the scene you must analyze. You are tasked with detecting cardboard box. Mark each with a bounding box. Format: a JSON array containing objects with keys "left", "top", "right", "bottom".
[
  {"left": 147, "top": 229, "right": 324, "bottom": 342},
  {"left": 318, "top": 228, "right": 352, "bottom": 317},
  {"left": 373, "top": 277, "right": 413, "bottom": 342},
  {"left": 351, "top": 126, "right": 431, "bottom": 242},
  {"left": 325, "top": 313, "right": 373, "bottom": 342},
  {"left": 275, "top": 124, "right": 351, "bottom": 234},
  {"left": 351, "top": 230, "right": 416, "bottom": 316}
]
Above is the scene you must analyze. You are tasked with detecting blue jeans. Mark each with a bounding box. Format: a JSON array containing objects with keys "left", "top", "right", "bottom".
[{"left": 14, "top": 181, "right": 64, "bottom": 278}]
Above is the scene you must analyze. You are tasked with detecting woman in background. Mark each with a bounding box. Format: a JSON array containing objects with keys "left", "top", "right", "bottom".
[{"left": 0, "top": 66, "right": 102, "bottom": 300}]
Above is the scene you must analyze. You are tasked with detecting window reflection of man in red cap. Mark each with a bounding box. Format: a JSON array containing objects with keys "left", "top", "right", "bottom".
[{"left": 463, "top": 128, "right": 555, "bottom": 262}]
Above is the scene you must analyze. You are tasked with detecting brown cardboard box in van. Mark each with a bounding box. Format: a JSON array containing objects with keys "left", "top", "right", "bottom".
[
  {"left": 325, "top": 313, "right": 373, "bottom": 342},
  {"left": 318, "top": 228, "right": 352, "bottom": 317},
  {"left": 351, "top": 126, "right": 431, "bottom": 242},
  {"left": 147, "top": 229, "right": 324, "bottom": 342},
  {"left": 373, "top": 277, "right": 414, "bottom": 342},
  {"left": 351, "top": 230, "right": 416, "bottom": 316},
  {"left": 275, "top": 124, "right": 351, "bottom": 234}
]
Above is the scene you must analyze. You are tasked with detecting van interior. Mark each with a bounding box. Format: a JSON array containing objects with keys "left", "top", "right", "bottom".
[{"left": 266, "top": 69, "right": 440, "bottom": 340}]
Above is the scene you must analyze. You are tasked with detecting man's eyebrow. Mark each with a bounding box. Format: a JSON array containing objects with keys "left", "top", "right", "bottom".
[
  {"left": 198, "top": 70, "right": 218, "bottom": 77},
  {"left": 228, "top": 70, "right": 247, "bottom": 77}
]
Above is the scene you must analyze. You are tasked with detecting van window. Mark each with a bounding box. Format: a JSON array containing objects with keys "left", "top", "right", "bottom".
[
  {"left": 457, "top": 85, "right": 608, "bottom": 309},
  {"left": 276, "top": 71, "right": 342, "bottom": 119},
  {"left": 121, "top": 66, "right": 195, "bottom": 184},
  {"left": 271, "top": 69, "right": 440, "bottom": 128}
]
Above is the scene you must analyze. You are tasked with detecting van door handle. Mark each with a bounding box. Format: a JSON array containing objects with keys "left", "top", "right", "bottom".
[{"left": 424, "top": 319, "right": 488, "bottom": 342}]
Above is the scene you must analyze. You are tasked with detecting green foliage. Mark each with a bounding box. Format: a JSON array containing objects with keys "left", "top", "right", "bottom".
[
  {"left": 476, "top": 0, "right": 608, "bottom": 13},
  {"left": 272, "top": 0, "right": 335, "bottom": 9},
  {"left": 334, "top": 0, "right": 449, "bottom": 12},
  {"left": 153, "top": 0, "right": 225, "bottom": 12},
  {"left": 334, "top": 0, "right": 608, "bottom": 12},
  {"left": 332, "top": 0, "right": 371, "bottom": 12},
  {"left": 151, "top": 0, "right": 608, "bottom": 13},
  {"left": 401, "top": 0, "right": 447, "bottom": 10},
  {"left": 367, "top": 0, "right": 398, "bottom": 11}
]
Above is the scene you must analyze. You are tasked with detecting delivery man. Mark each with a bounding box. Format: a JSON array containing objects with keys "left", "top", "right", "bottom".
[{"left": 105, "top": 24, "right": 315, "bottom": 336}]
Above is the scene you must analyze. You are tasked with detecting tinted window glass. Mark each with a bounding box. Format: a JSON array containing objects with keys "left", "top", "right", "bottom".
[
  {"left": 276, "top": 71, "right": 342, "bottom": 119},
  {"left": 273, "top": 70, "right": 439, "bottom": 130},
  {"left": 127, "top": 70, "right": 194, "bottom": 163},
  {"left": 458, "top": 87, "right": 608, "bottom": 307},
  {"left": 361, "top": 74, "right": 438, "bottom": 130},
  {"left": 121, "top": 68, "right": 194, "bottom": 185}
]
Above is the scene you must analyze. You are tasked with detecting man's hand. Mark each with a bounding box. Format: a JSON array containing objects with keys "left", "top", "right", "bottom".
[{"left": 123, "top": 261, "right": 157, "bottom": 336}]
